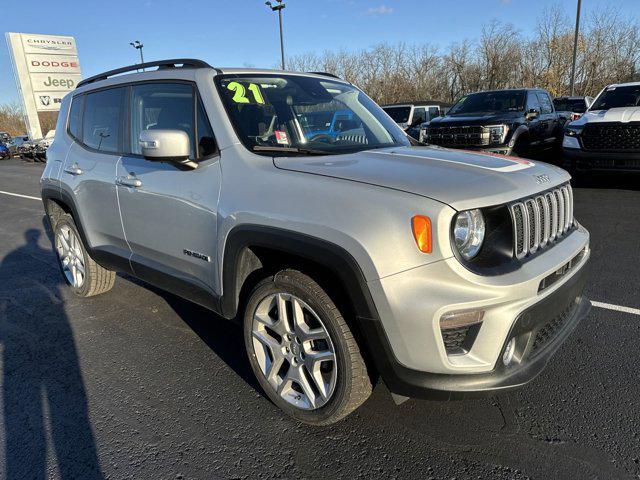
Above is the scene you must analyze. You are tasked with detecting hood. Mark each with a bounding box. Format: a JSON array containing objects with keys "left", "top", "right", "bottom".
[
  {"left": 274, "top": 146, "right": 569, "bottom": 211},
  {"left": 576, "top": 106, "right": 640, "bottom": 125},
  {"left": 429, "top": 111, "right": 521, "bottom": 127}
]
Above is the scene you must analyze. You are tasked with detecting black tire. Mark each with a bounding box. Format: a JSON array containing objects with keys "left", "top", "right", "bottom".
[
  {"left": 243, "top": 269, "right": 372, "bottom": 425},
  {"left": 511, "top": 138, "right": 531, "bottom": 159},
  {"left": 52, "top": 213, "right": 115, "bottom": 297}
]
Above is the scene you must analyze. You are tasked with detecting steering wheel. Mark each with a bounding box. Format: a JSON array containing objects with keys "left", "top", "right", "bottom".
[{"left": 308, "top": 134, "right": 334, "bottom": 144}]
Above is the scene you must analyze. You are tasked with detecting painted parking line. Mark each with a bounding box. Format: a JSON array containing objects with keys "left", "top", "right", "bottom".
[
  {"left": 0, "top": 190, "right": 40, "bottom": 201},
  {"left": 592, "top": 301, "right": 640, "bottom": 316}
]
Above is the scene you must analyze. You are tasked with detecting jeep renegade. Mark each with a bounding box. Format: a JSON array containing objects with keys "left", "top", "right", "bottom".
[{"left": 41, "top": 59, "right": 591, "bottom": 425}]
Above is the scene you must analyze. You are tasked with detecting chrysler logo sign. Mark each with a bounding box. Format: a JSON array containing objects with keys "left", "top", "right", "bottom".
[{"left": 26, "top": 38, "right": 74, "bottom": 51}]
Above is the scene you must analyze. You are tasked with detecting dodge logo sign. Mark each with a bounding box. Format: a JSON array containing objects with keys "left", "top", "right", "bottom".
[{"left": 39, "top": 96, "right": 51, "bottom": 106}]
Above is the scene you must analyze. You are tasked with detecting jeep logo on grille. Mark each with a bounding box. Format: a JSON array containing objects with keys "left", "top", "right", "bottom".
[{"left": 534, "top": 174, "right": 550, "bottom": 184}]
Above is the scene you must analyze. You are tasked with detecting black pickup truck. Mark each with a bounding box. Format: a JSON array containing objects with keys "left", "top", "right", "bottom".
[{"left": 420, "top": 88, "right": 566, "bottom": 158}]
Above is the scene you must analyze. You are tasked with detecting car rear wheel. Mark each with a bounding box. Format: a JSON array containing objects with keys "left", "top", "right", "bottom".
[
  {"left": 53, "top": 214, "right": 115, "bottom": 297},
  {"left": 243, "top": 269, "right": 372, "bottom": 425}
]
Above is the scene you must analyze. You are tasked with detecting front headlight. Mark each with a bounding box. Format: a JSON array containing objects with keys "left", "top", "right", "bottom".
[
  {"left": 488, "top": 125, "right": 508, "bottom": 144},
  {"left": 564, "top": 125, "right": 583, "bottom": 137},
  {"left": 453, "top": 209, "right": 485, "bottom": 260}
]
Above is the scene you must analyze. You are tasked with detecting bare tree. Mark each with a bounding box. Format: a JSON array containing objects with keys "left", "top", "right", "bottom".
[{"left": 286, "top": 9, "right": 639, "bottom": 105}]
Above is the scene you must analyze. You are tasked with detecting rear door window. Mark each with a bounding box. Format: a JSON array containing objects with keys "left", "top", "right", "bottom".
[
  {"left": 536, "top": 92, "right": 554, "bottom": 114},
  {"left": 82, "top": 87, "right": 124, "bottom": 153},
  {"left": 527, "top": 91, "right": 541, "bottom": 111}
]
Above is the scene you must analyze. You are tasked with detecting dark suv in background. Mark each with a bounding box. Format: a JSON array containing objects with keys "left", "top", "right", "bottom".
[{"left": 421, "top": 88, "right": 565, "bottom": 159}]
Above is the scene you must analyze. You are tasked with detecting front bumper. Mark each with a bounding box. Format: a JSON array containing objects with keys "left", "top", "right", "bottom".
[
  {"left": 362, "top": 224, "right": 590, "bottom": 398},
  {"left": 363, "top": 254, "right": 589, "bottom": 399},
  {"left": 564, "top": 147, "right": 640, "bottom": 171}
]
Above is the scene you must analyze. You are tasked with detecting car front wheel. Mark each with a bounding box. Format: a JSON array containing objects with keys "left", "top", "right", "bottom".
[{"left": 243, "top": 269, "right": 372, "bottom": 425}]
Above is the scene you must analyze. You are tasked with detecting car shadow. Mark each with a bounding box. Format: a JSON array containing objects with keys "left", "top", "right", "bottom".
[
  {"left": 127, "top": 278, "right": 260, "bottom": 391},
  {"left": 0, "top": 223, "right": 103, "bottom": 479}
]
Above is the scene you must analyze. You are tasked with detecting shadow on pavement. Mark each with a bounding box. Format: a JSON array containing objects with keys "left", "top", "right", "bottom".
[{"left": 0, "top": 225, "right": 103, "bottom": 480}]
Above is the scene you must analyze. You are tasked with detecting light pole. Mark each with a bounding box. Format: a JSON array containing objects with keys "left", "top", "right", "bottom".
[
  {"left": 569, "top": 0, "right": 582, "bottom": 96},
  {"left": 265, "top": 0, "right": 286, "bottom": 70},
  {"left": 129, "top": 40, "right": 145, "bottom": 70}
]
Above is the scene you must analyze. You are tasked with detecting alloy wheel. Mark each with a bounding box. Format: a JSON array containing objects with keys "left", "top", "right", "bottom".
[
  {"left": 251, "top": 293, "right": 337, "bottom": 410},
  {"left": 55, "top": 225, "right": 86, "bottom": 288}
]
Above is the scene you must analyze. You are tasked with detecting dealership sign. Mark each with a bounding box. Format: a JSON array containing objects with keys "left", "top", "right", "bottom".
[{"left": 5, "top": 32, "right": 82, "bottom": 139}]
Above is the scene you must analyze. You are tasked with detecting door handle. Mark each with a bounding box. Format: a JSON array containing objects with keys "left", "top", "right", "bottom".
[
  {"left": 63, "top": 165, "right": 83, "bottom": 176},
  {"left": 116, "top": 176, "right": 142, "bottom": 188}
]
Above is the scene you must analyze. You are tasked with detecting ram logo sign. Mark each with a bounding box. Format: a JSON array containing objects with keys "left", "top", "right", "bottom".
[{"left": 5, "top": 32, "right": 82, "bottom": 139}]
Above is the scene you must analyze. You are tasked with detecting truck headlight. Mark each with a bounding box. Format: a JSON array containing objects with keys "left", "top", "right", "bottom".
[
  {"left": 453, "top": 209, "right": 485, "bottom": 260},
  {"left": 488, "top": 125, "right": 508, "bottom": 144},
  {"left": 564, "top": 125, "right": 583, "bottom": 137}
]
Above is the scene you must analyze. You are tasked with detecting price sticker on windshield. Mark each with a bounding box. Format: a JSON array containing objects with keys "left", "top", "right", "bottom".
[
  {"left": 226, "top": 81, "right": 266, "bottom": 104},
  {"left": 275, "top": 131, "right": 289, "bottom": 145}
]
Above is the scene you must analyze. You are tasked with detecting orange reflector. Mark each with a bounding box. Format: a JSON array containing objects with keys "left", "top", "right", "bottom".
[{"left": 411, "top": 215, "right": 432, "bottom": 253}]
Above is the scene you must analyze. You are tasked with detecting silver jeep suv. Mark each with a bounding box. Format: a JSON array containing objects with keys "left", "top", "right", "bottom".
[{"left": 41, "top": 59, "right": 591, "bottom": 425}]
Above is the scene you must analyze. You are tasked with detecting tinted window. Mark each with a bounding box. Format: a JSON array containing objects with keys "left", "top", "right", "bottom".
[
  {"left": 383, "top": 106, "right": 411, "bottom": 123},
  {"left": 553, "top": 98, "right": 587, "bottom": 113},
  {"left": 591, "top": 85, "right": 640, "bottom": 110},
  {"left": 68, "top": 95, "right": 84, "bottom": 140},
  {"left": 412, "top": 107, "right": 426, "bottom": 124},
  {"left": 449, "top": 91, "right": 525, "bottom": 115},
  {"left": 130, "top": 83, "right": 195, "bottom": 158},
  {"left": 536, "top": 92, "right": 554, "bottom": 114},
  {"left": 82, "top": 88, "right": 123, "bottom": 152},
  {"left": 527, "top": 91, "right": 541, "bottom": 110},
  {"left": 197, "top": 99, "right": 216, "bottom": 157}
]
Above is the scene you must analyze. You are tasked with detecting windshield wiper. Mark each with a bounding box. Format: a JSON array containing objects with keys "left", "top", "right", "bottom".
[{"left": 252, "top": 146, "right": 328, "bottom": 155}]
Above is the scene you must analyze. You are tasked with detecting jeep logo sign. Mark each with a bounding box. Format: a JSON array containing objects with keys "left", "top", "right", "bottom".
[{"left": 30, "top": 73, "right": 82, "bottom": 92}]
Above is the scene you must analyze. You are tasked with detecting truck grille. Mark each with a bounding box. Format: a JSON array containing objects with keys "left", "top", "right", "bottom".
[
  {"left": 427, "top": 126, "right": 490, "bottom": 147},
  {"left": 510, "top": 185, "right": 574, "bottom": 259},
  {"left": 581, "top": 123, "right": 640, "bottom": 151}
]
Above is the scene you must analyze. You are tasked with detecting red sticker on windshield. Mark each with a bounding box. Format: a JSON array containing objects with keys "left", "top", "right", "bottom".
[{"left": 275, "top": 131, "right": 289, "bottom": 145}]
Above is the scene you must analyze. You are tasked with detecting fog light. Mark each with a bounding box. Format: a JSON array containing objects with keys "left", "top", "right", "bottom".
[{"left": 503, "top": 337, "right": 516, "bottom": 366}]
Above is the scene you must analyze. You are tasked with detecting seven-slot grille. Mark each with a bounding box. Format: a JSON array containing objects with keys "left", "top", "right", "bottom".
[{"left": 510, "top": 184, "right": 574, "bottom": 259}]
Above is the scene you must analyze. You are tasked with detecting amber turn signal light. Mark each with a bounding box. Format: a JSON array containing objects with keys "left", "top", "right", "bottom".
[{"left": 412, "top": 215, "right": 432, "bottom": 253}]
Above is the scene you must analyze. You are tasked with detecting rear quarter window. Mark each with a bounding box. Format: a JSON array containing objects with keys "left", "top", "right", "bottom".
[{"left": 68, "top": 95, "right": 84, "bottom": 141}]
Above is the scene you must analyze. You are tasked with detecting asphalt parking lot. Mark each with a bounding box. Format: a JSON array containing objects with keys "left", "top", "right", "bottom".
[{"left": 0, "top": 157, "right": 639, "bottom": 479}]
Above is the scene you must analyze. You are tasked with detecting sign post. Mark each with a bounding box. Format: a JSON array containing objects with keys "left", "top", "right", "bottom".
[{"left": 5, "top": 32, "right": 82, "bottom": 140}]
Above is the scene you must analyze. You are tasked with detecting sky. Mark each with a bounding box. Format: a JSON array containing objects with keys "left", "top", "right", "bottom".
[{"left": 1, "top": 0, "right": 638, "bottom": 104}]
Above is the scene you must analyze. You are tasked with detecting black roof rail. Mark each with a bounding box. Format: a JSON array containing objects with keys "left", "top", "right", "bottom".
[
  {"left": 308, "top": 71, "right": 342, "bottom": 79},
  {"left": 77, "top": 58, "right": 216, "bottom": 88}
]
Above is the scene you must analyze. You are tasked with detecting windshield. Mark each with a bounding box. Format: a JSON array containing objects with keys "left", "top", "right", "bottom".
[
  {"left": 553, "top": 98, "right": 587, "bottom": 113},
  {"left": 217, "top": 74, "right": 409, "bottom": 155},
  {"left": 382, "top": 106, "right": 411, "bottom": 123},
  {"left": 591, "top": 85, "right": 640, "bottom": 110},
  {"left": 448, "top": 91, "right": 525, "bottom": 115}
]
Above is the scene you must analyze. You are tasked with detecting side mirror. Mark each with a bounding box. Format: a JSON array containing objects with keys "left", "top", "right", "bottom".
[
  {"left": 525, "top": 108, "right": 540, "bottom": 120},
  {"left": 139, "top": 129, "right": 196, "bottom": 169}
]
